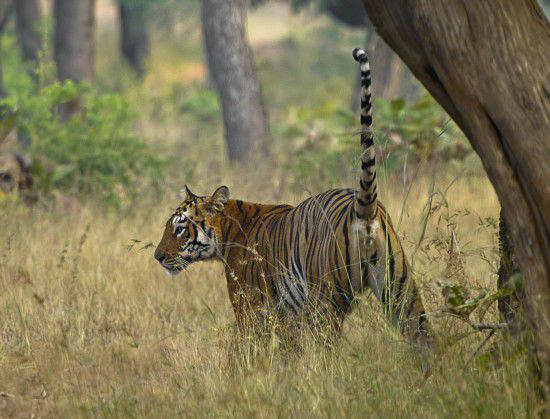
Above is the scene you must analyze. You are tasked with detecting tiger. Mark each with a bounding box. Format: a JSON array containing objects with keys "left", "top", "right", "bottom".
[{"left": 154, "top": 48, "right": 432, "bottom": 350}]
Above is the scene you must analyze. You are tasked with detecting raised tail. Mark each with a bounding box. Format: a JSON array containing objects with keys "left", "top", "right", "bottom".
[{"left": 352, "top": 48, "right": 378, "bottom": 222}]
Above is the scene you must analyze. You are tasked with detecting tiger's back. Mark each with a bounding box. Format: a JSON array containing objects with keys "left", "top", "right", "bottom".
[{"left": 218, "top": 188, "right": 428, "bottom": 343}]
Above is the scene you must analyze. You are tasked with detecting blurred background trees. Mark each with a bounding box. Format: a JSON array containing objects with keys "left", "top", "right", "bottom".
[
  {"left": 117, "top": 0, "right": 149, "bottom": 76},
  {"left": 202, "top": 0, "right": 269, "bottom": 161},
  {"left": 0, "top": 0, "right": 474, "bottom": 186},
  {"left": 13, "top": 0, "right": 41, "bottom": 66},
  {"left": 53, "top": 0, "right": 96, "bottom": 84},
  {"left": 0, "top": 0, "right": 544, "bottom": 221}
]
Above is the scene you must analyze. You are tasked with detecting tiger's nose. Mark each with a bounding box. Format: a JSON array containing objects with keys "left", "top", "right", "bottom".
[{"left": 154, "top": 248, "right": 165, "bottom": 263}]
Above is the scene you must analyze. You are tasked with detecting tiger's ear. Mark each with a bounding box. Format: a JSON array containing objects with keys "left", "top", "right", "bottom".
[
  {"left": 207, "top": 185, "right": 229, "bottom": 213},
  {"left": 181, "top": 184, "right": 197, "bottom": 201}
]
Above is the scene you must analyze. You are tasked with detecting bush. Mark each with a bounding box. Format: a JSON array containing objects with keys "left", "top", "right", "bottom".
[
  {"left": 375, "top": 93, "right": 472, "bottom": 171},
  {"left": 1, "top": 81, "right": 165, "bottom": 205},
  {"left": 278, "top": 92, "right": 473, "bottom": 192}
]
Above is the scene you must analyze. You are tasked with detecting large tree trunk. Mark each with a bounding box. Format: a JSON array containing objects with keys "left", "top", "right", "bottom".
[
  {"left": 497, "top": 210, "right": 523, "bottom": 331},
  {"left": 361, "top": 0, "right": 550, "bottom": 385},
  {"left": 118, "top": 1, "right": 149, "bottom": 76},
  {"left": 13, "top": 0, "right": 41, "bottom": 64},
  {"left": 54, "top": 0, "right": 95, "bottom": 84},
  {"left": 201, "top": 0, "right": 269, "bottom": 161}
]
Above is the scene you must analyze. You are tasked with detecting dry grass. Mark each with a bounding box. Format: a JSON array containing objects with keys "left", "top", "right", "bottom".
[{"left": 0, "top": 169, "right": 539, "bottom": 418}]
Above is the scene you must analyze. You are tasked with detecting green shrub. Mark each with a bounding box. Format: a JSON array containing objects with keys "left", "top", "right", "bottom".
[
  {"left": 178, "top": 87, "right": 220, "bottom": 122},
  {"left": 375, "top": 93, "right": 472, "bottom": 171},
  {"left": 1, "top": 81, "right": 165, "bottom": 205},
  {"left": 277, "top": 92, "right": 473, "bottom": 192}
]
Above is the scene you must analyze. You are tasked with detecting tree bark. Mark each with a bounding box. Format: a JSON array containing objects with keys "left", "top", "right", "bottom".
[
  {"left": 13, "top": 0, "right": 41, "bottom": 64},
  {"left": 201, "top": 0, "right": 269, "bottom": 161},
  {"left": 325, "top": 0, "right": 369, "bottom": 27},
  {"left": 0, "top": 3, "right": 11, "bottom": 99},
  {"left": 497, "top": 210, "right": 523, "bottom": 330},
  {"left": 54, "top": 0, "right": 95, "bottom": 84},
  {"left": 118, "top": 1, "right": 149, "bottom": 76},
  {"left": 361, "top": 0, "right": 550, "bottom": 384}
]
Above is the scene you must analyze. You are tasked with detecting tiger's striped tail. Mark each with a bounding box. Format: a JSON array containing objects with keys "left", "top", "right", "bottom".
[{"left": 352, "top": 48, "right": 378, "bottom": 222}]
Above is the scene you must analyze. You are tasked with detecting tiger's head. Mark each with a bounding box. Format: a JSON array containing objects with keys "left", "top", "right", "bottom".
[{"left": 154, "top": 185, "right": 229, "bottom": 275}]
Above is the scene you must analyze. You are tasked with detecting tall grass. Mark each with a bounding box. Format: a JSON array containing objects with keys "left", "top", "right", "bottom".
[{"left": 0, "top": 171, "right": 538, "bottom": 417}]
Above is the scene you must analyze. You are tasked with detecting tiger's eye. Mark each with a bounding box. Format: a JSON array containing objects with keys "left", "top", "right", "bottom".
[{"left": 175, "top": 226, "right": 184, "bottom": 236}]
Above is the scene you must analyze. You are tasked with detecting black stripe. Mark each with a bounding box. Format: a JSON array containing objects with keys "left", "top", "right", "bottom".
[
  {"left": 366, "top": 193, "right": 378, "bottom": 206},
  {"left": 364, "top": 157, "right": 376, "bottom": 167},
  {"left": 366, "top": 172, "right": 377, "bottom": 188},
  {"left": 361, "top": 78, "right": 371, "bottom": 87},
  {"left": 361, "top": 135, "right": 374, "bottom": 147},
  {"left": 361, "top": 159, "right": 375, "bottom": 171},
  {"left": 395, "top": 255, "right": 408, "bottom": 305},
  {"left": 236, "top": 199, "right": 244, "bottom": 213},
  {"left": 340, "top": 212, "right": 354, "bottom": 310}
]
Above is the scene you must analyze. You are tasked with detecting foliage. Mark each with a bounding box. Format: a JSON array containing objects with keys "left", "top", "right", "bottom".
[
  {"left": 277, "top": 92, "right": 472, "bottom": 192},
  {"left": 1, "top": 81, "right": 164, "bottom": 205},
  {"left": 176, "top": 87, "right": 220, "bottom": 123},
  {"left": 375, "top": 93, "right": 472, "bottom": 171}
]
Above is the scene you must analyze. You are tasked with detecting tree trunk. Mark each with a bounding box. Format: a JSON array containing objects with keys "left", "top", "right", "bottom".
[
  {"left": 0, "top": 50, "right": 5, "bottom": 100},
  {"left": 0, "top": 3, "right": 11, "bottom": 99},
  {"left": 325, "top": 0, "right": 369, "bottom": 27},
  {"left": 497, "top": 210, "right": 523, "bottom": 329},
  {"left": 54, "top": 0, "right": 95, "bottom": 84},
  {"left": 118, "top": 1, "right": 149, "bottom": 76},
  {"left": 367, "top": 30, "right": 407, "bottom": 100},
  {"left": 13, "top": 0, "right": 41, "bottom": 64},
  {"left": 361, "top": 0, "right": 550, "bottom": 386},
  {"left": 201, "top": 0, "right": 269, "bottom": 161}
]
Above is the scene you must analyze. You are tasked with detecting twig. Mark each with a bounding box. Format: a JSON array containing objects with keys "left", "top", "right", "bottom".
[
  {"left": 411, "top": 180, "right": 435, "bottom": 270},
  {"left": 467, "top": 329, "right": 495, "bottom": 365},
  {"left": 472, "top": 323, "right": 508, "bottom": 331}
]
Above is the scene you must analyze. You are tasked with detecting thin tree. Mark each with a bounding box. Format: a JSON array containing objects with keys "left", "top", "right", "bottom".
[
  {"left": 118, "top": 0, "right": 149, "bottom": 76},
  {"left": 202, "top": 0, "right": 270, "bottom": 161},
  {"left": 0, "top": 2, "right": 12, "bottom": 99},
  {"left": 53, "top": 0, "right": 95, "bottom": 118},
  {"left": 361, "top": 0, "right": 550, "bottom": 388},
  {"left": 54, "top": 0, "right": 95, "bottom": 84},
  {"left": 12, "top": 0, "right": 41, "bottom": 64}
]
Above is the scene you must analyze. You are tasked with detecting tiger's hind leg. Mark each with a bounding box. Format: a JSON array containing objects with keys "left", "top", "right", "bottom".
[{"left": 396, "top": 286, "right": 434, "bottom": 376}]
